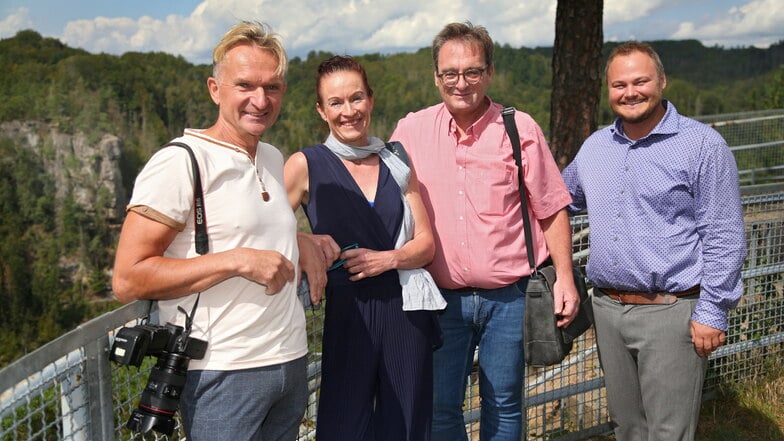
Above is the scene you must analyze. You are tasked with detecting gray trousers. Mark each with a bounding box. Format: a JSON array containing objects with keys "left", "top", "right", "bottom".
[
  {"left": 593, "top": 292, "right": 708, "bottom": 441},
  {"left": 180, "top": 355, "right": 308, "bottom": 441}
]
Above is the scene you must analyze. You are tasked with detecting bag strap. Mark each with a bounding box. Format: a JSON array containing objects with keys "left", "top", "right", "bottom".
[
  {"left": 385, "top": 141, "right": 410, "bottom": 167},
  {"left": 164, "top": 142, "right": 209, "bottom": 255},
  {"left": 501, "top": 107, "right": 537, "bottom": 274}
]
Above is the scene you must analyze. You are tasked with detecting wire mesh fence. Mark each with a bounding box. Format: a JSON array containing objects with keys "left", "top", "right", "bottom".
[
  {"left": 1, "top": 352, "right": 88, "bottom": 440},
  {"left": 1, "top": 109, "right": 783, "bottom": 440},
  {"left": 699, "top": 110, "right": 784, "bottom": 188}
]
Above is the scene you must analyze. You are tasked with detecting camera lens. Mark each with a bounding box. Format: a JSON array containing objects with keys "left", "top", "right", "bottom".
[
  {"left": 110, "top": 322, "right": 206, "bottom": 436},
  {"left": 129, "top": 352, "right": 190, "bottom": 435}
]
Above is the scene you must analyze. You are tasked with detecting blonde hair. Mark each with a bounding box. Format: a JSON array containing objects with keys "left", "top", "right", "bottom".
[{"left": 212, "top": 21, "right": 288, "bottom": 79}]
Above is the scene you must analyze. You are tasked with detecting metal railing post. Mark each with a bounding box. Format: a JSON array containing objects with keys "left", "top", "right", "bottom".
[{"left": 84, "top": 336, "right": 115, "bottom": 441}]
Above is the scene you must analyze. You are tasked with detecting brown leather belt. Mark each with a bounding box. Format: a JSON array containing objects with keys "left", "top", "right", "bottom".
[{"left": 600, "top": 285, "right": 700, "bottom": 305}]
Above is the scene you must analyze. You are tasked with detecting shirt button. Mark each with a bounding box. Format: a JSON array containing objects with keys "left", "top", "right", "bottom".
[
  {"left": 458, "top": 216, "right": 464, "bottom": 221},
  {"left": 458, "top": 190, "right": 464, "bottom": 195}
]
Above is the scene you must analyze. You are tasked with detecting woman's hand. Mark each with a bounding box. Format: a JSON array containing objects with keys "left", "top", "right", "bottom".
[{"left": 342, "top": 248, "right": 396, "bottom": 281}]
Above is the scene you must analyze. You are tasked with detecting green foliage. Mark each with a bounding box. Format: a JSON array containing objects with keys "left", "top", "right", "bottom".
[
  {"left": 1, "top": 30, "right": 782, "bottom": 157},
  {"left": 1, "top": 384, "right": 61, "bottom": 440},
  {"left": 0, "top": 135, "right": 118, "bottom": 365},
  {"left": 765, "top": 65, "right": 784, "bottom": 109}
]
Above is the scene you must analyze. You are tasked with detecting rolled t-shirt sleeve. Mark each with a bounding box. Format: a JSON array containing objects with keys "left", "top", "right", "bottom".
[{"left": 128, "top": 147, "right": 196, "bottom": 229}]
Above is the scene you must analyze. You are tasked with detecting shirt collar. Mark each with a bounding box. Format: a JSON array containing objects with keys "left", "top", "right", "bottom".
[{"left": 445, "top": 96, "right": 497, "bottom": 140}]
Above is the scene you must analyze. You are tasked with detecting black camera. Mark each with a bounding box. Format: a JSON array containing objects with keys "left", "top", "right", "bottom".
[{"left": 110, "top": 322, "right": 207, "bottom": 435}]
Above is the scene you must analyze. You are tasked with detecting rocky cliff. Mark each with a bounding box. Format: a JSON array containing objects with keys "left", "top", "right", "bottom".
[{"left": 1, "top": 120, "right": 127, "bottom": 222}]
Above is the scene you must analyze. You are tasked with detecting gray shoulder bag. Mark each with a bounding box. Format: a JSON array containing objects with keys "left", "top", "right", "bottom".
[{"left": 501, "top": 107, "right": 593, "bottom": 367}]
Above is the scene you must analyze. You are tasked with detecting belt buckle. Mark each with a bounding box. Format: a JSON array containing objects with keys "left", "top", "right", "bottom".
[{"left": 602, "top": 288, "right": 625, "bottom": 304}]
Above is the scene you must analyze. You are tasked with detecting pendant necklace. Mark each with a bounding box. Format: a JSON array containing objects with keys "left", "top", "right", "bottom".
[
  {"left": 260, "top": 179, "right": 270, "bottom": 202},
  {"left": 187, "top": 130, "right": 270, "bottom": 202},
  {"left": 256, "top": 152, "right": 270, "bottom": 202},
  {"left": 233, "top": 145, "right": 270, "bottom": 202}
]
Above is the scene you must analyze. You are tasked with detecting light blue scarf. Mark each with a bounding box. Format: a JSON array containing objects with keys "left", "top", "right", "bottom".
[{"left": 324, "top": 134, "right": 446, "bottom": 311}]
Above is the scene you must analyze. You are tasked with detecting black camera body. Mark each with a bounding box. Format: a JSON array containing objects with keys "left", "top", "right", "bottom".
[{"left": 110, "top": 322, "right": 207, "bottom": 435}]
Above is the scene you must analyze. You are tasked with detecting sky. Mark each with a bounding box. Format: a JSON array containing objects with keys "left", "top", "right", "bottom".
[{"left": 1, "top": 0, "right": 782, "bottom": 65}]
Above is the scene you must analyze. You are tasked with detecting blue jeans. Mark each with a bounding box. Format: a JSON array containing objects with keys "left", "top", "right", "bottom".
[{"left": 431, "top": 279, "right": 527, "bottom": 441}]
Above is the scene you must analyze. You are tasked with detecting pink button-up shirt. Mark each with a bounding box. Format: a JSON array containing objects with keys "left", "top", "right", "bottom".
[{"left": 391, "top": 100, "right": 571, "bottom": 289}]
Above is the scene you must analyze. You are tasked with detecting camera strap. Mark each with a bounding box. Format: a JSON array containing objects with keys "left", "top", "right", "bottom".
[
  {"left": 165, "top": 142, "right": 209, "bottom": 255},
  {"left": 176, "top": 295, "right": 199, "bottom": 351},
  {"left": 164, "top": 141, "right": 209, "bottom": 337}
]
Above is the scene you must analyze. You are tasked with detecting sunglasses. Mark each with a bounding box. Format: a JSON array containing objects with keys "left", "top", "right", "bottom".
[{"left": 327, "top": 243, "right": 359, "bottom": 271}]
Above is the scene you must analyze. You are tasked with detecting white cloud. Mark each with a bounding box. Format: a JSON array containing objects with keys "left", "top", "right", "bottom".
[
  {"left": 23, "top": 0, "right": 783, "bottom": 64},
  {"left": 672, "top": 0, "right": 784, "bottom": 47},
  {"left": 484, "top": 1, "right": 555, "bottom": 48},
  {"left": 0, "top": 7, "right": 33, "bottom": 38},
  {"left": 61, "top": 10, "right": 217, "bottom": 63},
  {"left": 55, "top": 0, "right": 562, "bottom": 64},
  {"left": 602, "top": 0, "right": 684, "bottom": 43},
  {"left": 603, "top": 0, "right": 671, "bottom": 25}
]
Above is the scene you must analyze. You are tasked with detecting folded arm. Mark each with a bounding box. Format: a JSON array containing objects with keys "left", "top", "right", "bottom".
[{"left": 112, "top": 211, "right": 295, "bottom": 303}]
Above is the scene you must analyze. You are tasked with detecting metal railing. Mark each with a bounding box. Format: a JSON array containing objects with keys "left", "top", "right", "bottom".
[
  {"left": 703, "top": 111, "right": 784, "bottom": 188},
  {"left": 2, "top": 109, "right": 783, "bottom": 440},
  {"left": 2, "top": 192, "right": 781, "bottom": 441}
]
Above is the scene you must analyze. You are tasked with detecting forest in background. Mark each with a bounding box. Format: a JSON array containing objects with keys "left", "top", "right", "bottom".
[{"left": 1, "top": 29, "right": 783, "bottom": 365}]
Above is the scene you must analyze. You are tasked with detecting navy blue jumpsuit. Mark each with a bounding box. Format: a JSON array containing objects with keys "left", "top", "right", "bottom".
[{"left": 302, "top": 144, "right": 438, "bottom": 441}]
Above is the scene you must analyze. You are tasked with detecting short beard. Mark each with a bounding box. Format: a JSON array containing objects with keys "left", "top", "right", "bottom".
[{"left": 618, "top": 99, "right": 664, "bottom": 124}]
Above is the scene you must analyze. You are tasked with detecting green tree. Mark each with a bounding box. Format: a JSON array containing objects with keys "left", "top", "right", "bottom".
[{"left": 764, "top": 65, "right": 784, "bottom": 109}]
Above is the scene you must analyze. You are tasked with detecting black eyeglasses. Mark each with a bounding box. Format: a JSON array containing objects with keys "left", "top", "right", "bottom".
[{"left": 436, "top": 66, "right": 487, "bottom": 87}]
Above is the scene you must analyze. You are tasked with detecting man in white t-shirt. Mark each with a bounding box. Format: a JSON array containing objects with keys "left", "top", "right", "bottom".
[{"left": 112, "top": 21, "right": 339, "bottom": 441}]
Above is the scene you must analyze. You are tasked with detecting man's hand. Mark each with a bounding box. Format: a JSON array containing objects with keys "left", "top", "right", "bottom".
[
  {"left": 690, "top": 320, "right": 726, "bottom": 357},
  {"left": 297, "top": 232, "right": 339, "bottom": 305},
  {"left": 552, "top": 275, "right": 580, "bottom": 328},
  {"left": 539, "top": 209, "right": 581, "bottom": 328},
  {"left": 232, "top": 248, "right": 296, "bottom": 295}
]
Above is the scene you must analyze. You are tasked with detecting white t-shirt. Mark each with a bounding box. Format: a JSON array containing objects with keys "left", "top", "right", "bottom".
[{"left": 128, "top": 129, "right": 307, "bottom": 371}]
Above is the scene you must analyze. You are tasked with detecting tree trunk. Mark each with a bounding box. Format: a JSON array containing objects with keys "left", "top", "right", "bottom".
[{"left": 550, "top": 0, "right": 604, "bottom": 170}]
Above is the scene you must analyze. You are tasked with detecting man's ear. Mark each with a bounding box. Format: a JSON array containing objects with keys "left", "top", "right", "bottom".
[{"left": 207, "top": 77, "right": 220, "bottom": 105}]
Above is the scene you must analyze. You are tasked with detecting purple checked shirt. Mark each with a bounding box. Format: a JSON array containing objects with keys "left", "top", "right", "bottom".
[{"left": 562, "top": 101, "right": 747, "bottom": 331}]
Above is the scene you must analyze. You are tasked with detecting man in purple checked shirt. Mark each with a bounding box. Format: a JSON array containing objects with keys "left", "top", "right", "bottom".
[{"left": 562, "top": 41, "right": 746, "bottom": 441}]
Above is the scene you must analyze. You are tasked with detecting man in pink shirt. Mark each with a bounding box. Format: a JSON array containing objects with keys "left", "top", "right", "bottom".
[{"left": 390, "top": 21, "right": 580, "bottom": 440}]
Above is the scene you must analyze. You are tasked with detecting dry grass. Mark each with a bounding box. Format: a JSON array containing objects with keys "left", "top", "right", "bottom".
[
  {"left": 695, "top": 363, "right": 784, "bottom": 441},
  {"left": 585, "top": 361, "right": 784, "bottom": 441}
]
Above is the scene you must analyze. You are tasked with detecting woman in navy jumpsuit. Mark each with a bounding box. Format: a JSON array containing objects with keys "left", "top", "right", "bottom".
[{"left": 284, "top": 55, "right": 440, "bottom": 441}]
